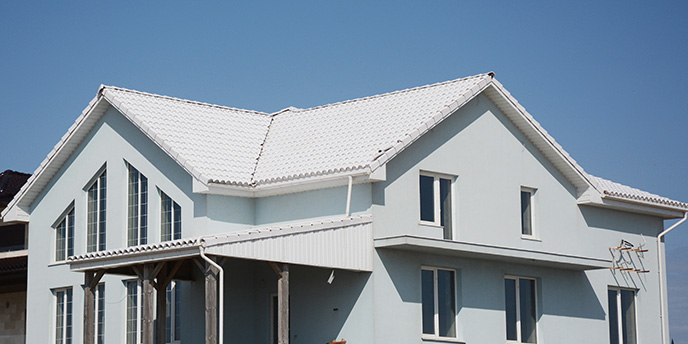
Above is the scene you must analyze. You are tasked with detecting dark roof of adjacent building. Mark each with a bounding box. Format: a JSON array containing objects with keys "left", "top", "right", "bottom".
[{"left": 0, "top": 170, "right": 30, "bottom": 210}]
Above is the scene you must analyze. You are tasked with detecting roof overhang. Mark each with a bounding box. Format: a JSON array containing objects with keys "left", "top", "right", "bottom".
[
  {"left": 375, "top": 235, "right": 611, "bottom": 270},
  {"left": 577, "top": 188, "right": 686, "bottom": 219}
]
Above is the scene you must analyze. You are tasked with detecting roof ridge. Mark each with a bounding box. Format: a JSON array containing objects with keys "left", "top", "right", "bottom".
[
  {"left": 279, "top": 72, "right": 493, "bottom": 115},
  {"left": 250, "top": 115, "right": 275, "bottom": 185},
  {"left": 100, "top": 85, "right": 270, "bottom": 117}
]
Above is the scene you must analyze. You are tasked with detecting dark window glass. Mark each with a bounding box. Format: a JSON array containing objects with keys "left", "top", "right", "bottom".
[
  {"left": 620, "top": 290, "right": 636, "bottom": 344},
  {"left": 520, "top": 279, "right": 537, "bottom": 343},
  {"left": 609, "top": 289, "right": 619, "bottom": 344},
  {"left": 521, "top": 191, "right": 532, "bottom": 235},
  {"left": 505, "top": 279, "right": 517, "bottom": 341},
  {"left": 438, "top": 269, "right": 456, "bottom": 337},
  {"left": 420, "top": 175, "right": 435, "bottom": 222},
  {"left": 421, "top": 269, "right": 435, "bottom": 334},
  {"left": 439, "top": 178, "right": 452, "bottom": 239}
]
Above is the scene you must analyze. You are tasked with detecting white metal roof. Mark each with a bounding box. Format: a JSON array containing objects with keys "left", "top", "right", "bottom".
[{"left": 3, "top": 72, "right": 686, "bottom": 220}]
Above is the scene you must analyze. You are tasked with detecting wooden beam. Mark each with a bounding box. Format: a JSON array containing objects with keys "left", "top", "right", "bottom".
[
  {"left": 142, "top": 264, "right": 155, "bottom": 344},
  {"left": 161, "top": 260, "right": 184, "bottom": 289},
  {"left": 278, "top": 264, "right": 289, "bottom": 344},
  {"left": 83, "top": 272, "right": 96, "bottom": 344},
  {"left": 205, "top": 262, "right": 218, "bottom": 344},
  {"left": 155, "top": 264, "right": 168, "bottom": 344},
  {"left": 268, "top": 262, "right": 282, "bottom": 278}
]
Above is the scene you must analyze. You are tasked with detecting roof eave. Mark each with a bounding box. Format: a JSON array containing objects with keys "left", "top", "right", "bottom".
[{"left": 578, "top": 195, "right": 687, "bottom": 219}]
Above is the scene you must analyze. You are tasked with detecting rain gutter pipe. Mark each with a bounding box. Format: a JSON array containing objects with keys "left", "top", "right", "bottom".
[
  {"left": 345, "top": 176, "right": 353, "bottom": 216},
  {"left": 200, "top": 244, "right": 224, "bottom": 344},
  {"left": 657, "top": 211, "right": 687, "bottom": 344}
]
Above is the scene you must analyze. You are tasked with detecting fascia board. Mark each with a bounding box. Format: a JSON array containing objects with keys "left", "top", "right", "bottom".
[
  {"left": 69, "top": 246, "right": 200, "bottom": 272},
  {"left": 579, "top": 196, "right": 687, "bottom": 219},
  {"left": 205, "top": 170, "right": 372, "bottom": 198},
  {"left": 1, "top": 94, "right": 108, "bottom": 221}
]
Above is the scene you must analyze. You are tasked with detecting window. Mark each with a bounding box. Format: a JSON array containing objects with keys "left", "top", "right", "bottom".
[
  {"left": 127, "top": 164, "right": 148, "bottom": 246},
  {"left": 54, "top": 208, "right": 74, "bottom": 262},
  {"left": 87, "top": 171, "right": 106, "bottom": 252},
  {"left": 505, "top": 277, "right": 537, "bottom": 343},
  {"left": 54, "top": 287, "right": 73, "bottom": 344},
  {"left": 421, "top": 267, "right": 457, "bottom": 339},
  {"left": 126, "top": 280, "right": 181, "bottom": 344},
  {"left": 166, "top": 282, "right": 182, "bottom": 343},
  {"left": 520, "top": 188, "right": 535, "bottom": 237},
  {"left": 608, "top": 288, "right": 636, "bottom": 344},
  {"left": 161, "top": 191, "right": 181, "bottom": 242},
  {"left": 126, "top": 280, "right": 143, "bottom": 344},
  {"left": 94, "top": 284, "right": 105, "bottom": 344},
  {"left": 420, "top": 173, "right": 454, "bottom": 240}
]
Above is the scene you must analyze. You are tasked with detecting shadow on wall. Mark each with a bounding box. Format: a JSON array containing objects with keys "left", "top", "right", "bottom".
[{"left": 540, "top": 270, "right": 606, "bottom": 320}]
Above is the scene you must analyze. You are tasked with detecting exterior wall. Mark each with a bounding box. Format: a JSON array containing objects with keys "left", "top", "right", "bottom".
[
  {"left": 0, "top": 291, "right": 26, "bottom": 344},
  {"left": 370, "top": 93, "right": 666, "bottom": 342}
]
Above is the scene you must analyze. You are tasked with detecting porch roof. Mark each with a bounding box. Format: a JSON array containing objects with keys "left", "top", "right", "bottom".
[{"left": 68, "top": 214, "right": 374, "bottom": 273}]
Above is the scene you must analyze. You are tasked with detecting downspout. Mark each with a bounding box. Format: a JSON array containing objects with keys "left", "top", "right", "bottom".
[
  {"left": 200, "top": 244, "right": 224, "bottom": 344},
  {"left": 345, "top": 176, "right": 353, "bottom": 217},
  {"left": 657, "top": 211, "right": 687, "bottom": 344}
]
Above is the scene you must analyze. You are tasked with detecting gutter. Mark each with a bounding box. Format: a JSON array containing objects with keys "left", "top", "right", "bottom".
[{"left": 657, "top": 211, "right": 687, "bottom": 344}]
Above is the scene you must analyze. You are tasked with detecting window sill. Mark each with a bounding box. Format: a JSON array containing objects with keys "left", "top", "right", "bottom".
[
  {"left": 422, "top": 335, "right": 465, "bottom": 343},
  {"left": 419, "top": 221, "right": 443, "bottom": 228},
  {"left": 521, "top": 235, "right": 541, "bottom": 242}
]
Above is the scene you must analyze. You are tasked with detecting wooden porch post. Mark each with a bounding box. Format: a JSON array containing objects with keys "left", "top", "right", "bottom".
[
  {"left": 83, "top": 270, "right": 104, "bottom": 344},
  {"left": 278, "top": 264, "right": 289, "bottom": 344},
  {"left": 205, "top": 262, "right": 219, "bottom": 344},
  {"left": 155, "top": 263, "right": 168, "bottom": 344},
  {"left": 142, "top": 264, "right": 156, "bottom": 344}
]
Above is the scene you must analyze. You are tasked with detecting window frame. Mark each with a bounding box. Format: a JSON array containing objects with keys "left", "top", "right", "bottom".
[
  {"left": 520, "top": 187, "right": 537, "bottom": 239},
  {"left": 94, "top": 283, "right": 105, "bottom": 344},
  {"left": 421, "top": 266, "right": 459, "bottom": 341},
  {"left": 127, "top": 163, "right": 148, "bottom": 247},
  {"left": 419, "top": 171, "right": 456, "bottom": 240},
  {"left": 505, "top": 275, "right": 538, "bottom": 344},
  {"left": 53, "top": 287, "right": 73, "bottom": 344},
  {"left": 608, "top": 287, "right": 637, "bottom": 344},
  {"left": 160, "top": 190, "right": 182, "bottom": 242},
  {"left": 53, "top": 206, "right": 75, "bottom": 263},
  {"left": 124, "top": 280, "right": 142, "bottom": 344},
  {"left": 86, "top": 169, "right": 107, "bottom": 253}
]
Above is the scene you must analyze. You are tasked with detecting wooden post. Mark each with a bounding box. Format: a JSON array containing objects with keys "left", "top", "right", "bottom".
[
  {"left": 205, "top": 262, "right": 218, "bottom": 344},
  {"left": 155, "top": 264, "right": 168, "bottom": 344},
  {"left": 278, "top": 264, "right": 289, "bottom": 344},
  {"left": 83, "top": 270, "right": 104, "bottom": 344},
  {"left": 142, "top": 264, "right": 155, "bottom": 344}
]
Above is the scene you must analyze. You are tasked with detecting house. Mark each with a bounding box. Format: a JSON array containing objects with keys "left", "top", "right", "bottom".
[
  {"left": 0, "top": 169, "right": 31, "bottom": 344},
  {"left": 2, "top": 72, "right": 686, "bottom": 344}
]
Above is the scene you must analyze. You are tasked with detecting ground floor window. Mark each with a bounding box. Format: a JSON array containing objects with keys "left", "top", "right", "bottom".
[
  {"left": 608, "top": 288, "right": 637, "bottom": 344},
  {"left": 126, "top": 281, "right": 142, "bottom": 344},
  {"left": 505, "top": 276, "right": 537, "bottom": 343},
  {"left": 94, "top": 284, "right": 105, "bottom": 344},
  {"left": 126, "top": 280, "right": 181, "bottom": 344},
  {"left": 421, "top": 267, "right": 457, "bottom": 339},
  {"left": 166, "top": 282, "right": 181, "bottom": 343},
  {"left": 54, "top": 287, "right": 73, "bottom": 344}
]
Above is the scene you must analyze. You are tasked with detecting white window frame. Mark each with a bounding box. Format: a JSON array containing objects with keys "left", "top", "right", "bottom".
[
  {"left": 608, "top": 287, "right": 637, "bottom": 344},
  {"left": 94, "top": 283, "right": 105, "bottom": 344},
  {"left": 53, "top": 206, "right": 74, "bottom": 263},
  {"left": 166, "top": 281, "right": 181, "bottom": 344},
  {"left": 505, "top": 275, "right": 538, "bottom": 344},
  {"left": 160, "top": 190, "right": 182, "bottom": 242},
  {"left": 125, "top": 280, "right": 142, "bottom": 344},
  {"left": 421, "top": 266, "right": 459, "bottom": 341},
  {"left": 520, "top": 187, "right": 537, "bottom": 239},
  {"left": 419, "top": 172, "right": 456, "bottom": 240},
  {"left": 86, "top": 169, "right": 107, "bottom": 253},
  {"left": 53, "top": 287, "right": 73, "bottom": 344},
  {"left": 127, "top": 163, "right": 148, "bottom": 247}
]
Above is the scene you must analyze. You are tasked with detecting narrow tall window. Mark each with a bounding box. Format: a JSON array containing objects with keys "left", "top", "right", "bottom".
[
  {"left": 161, "top": 191, "right": 181, "bottom": 242},
  {"left": 419, "top": 173, "right": 454, "bottom": 240},
  {"left": 87, "top": 171, "right": 106, "bottom": 252},
  {"left": 520, "top": 188, "right": 534, "bottom": 236},
  {"left": 126, "top": 281, "right": 142, "bottom": 344},
  {"left": 422, "top": 267, "right": 457, "bottom": 339},
  {"left": 94, "top": 284, "right": 105, "bottom": 344},
  {"left": 505, "top": 277, "right": 537, "bottom": 343},
  {"left": 55, "top": 208, "right": 74, "bottom": 262},
  {"left": 127, "top": 164, "right": 148, "bottom": 246},
  {"left": 608, "top": 288, "right": 636, "bottom": 344},
  {"left": 55, "top": 287, "right": 73, "bottom": 344},
  {"left": 166, "top": 281, "right": 181, "bottom": 343}
]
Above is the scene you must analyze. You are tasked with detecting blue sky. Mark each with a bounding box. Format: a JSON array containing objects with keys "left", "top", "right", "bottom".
[{"left": 2, "top": 1, "right": 687, "bottom": 340}]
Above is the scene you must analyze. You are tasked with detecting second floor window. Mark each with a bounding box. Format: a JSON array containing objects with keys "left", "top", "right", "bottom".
[
  {"left": 55, "top": 208, "right": 74, "bottom": 262},
  {"left": 520, "top": 188, "right": 535, "bottom": 237},
  {"left": 87, "top": 171, "right": 106, "bottom": 252},
  {"left": 420, "top": 173, "right": 454, "bottom": 240},
  {"left": 161, "top": 191, "right": 181, "bottom": 242},
  {"left": 127, "top": 164, "right": 148, "bottom": 247}
]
